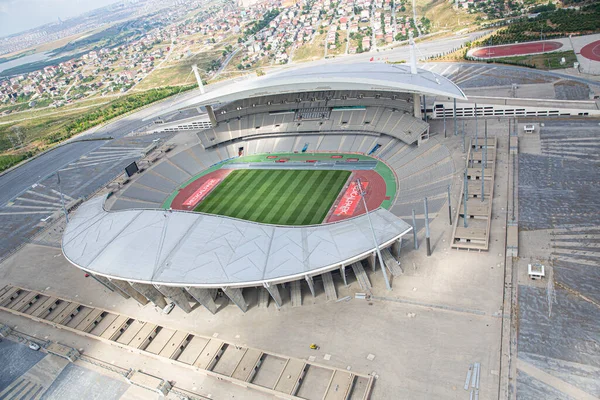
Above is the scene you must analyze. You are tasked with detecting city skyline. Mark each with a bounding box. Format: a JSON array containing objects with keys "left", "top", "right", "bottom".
[{"left": 0, "top": 0, "right": 121, "bottom": 38}]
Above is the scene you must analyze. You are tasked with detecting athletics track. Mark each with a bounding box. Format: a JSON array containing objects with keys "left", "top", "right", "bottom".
[
  {"left": 170, "top": 156, "right": 389, "bottom": 223},
  {"left": 580, "top": 40, "right": 600, "bottom": 62},
  {"left": 471, "top": 41, "right": 563, "bottom": 59}
]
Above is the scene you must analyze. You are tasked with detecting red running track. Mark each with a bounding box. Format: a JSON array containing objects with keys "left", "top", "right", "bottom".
[
  {"left": 326, "top": 170, "right": 387, "bottom": 223},
  {"left": 171, "top": 168, "right": 388, "bottom": 224},
  {"left": 171, "top": 169, "right": 232, "bottom": 211},
  {"left": 580, "top": 40, "right": 600, "bottom": 62},
  {"left": 472, "top": 41, "right": 563, "bottom": 58}
]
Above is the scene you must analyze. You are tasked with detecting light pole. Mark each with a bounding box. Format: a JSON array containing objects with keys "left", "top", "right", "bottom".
[
  {"left": 443, "top": 104, "right": 447, "bottom": 138},
  {"left": 412, "top": 208, "right": 418, "bottom": 250},
  {"left": 474, "top": 102, "right": 478, "bottom": 149},
  {"left": 462, "top": 119, "right": 466, "bottom": 153},
  {"left": 541, "top": 26, "right": 545, "bottom": 53},
  {"left": 463, "top": 168, "right": 468, "bottom": 228},
  {"left": 447, "top": 185, "right": 452, "bottom": 225},
  {"left": 453, "top": 98, "right": 457, "bottom": 136},
  {"left": 424, "top": 197, "right": 431, "bottom": 256},
  {"left": 57, "top": 171, "right": 69, "bottom": 223},
  {"left": 357, "top": 178, "right": 391, "bottom": 291}
]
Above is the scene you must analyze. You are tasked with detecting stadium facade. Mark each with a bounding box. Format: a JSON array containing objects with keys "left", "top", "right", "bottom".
[{"left": 62, "top": 62, "right": 467, "bottom": 314}]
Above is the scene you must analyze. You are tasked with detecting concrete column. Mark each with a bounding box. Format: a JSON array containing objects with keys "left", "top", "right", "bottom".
[
  {"left": 222, "top": 287, "right": 248, "bottom": 313},
  {"left": 305, "top": 275, "right": 316, "bottom": 297},
  {"left": 413, "top": 93, "right": 422, "bottom": 119},
  {"left": 109, "top": 279, "right": 148, "bottom": 305},
  {"left": 186, "top": 287, "right": 218, "bottom": 314},
  {"left": 257, "top": 288, "right": 270, "bottom": 308},
  {"left": 365, "top": 253, "right": 376, "bottom": 272},
  {"left": 206, "top": 105, "right": 217, "bottom": 127},
  {"left": 340, "top": 266, "right": 348, "bottom": 286},
  {"left": 130, "top": 282, "right": 167, "bottom": 309},
  {"left": 155, "top": 285, "right": 194, "bottom": 314},
  {"left": 93, "top": 275, "right": 130, "bottom": 299},
  {"left": 263, "top": 283, "right": 283, "bottom": 309},
  {"left": 390, "top": 238, "right": 402, "bottom": 260}
]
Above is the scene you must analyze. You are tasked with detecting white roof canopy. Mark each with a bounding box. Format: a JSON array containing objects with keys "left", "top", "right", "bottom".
[
  {"left": 154, "top": 62, "right": 466, "bottom": 117},
  {"left": 62, "top": 195, "right": 412, "bottom": 288}
]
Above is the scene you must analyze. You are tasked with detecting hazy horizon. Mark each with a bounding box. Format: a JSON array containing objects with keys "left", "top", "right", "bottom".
[{"left": 0, "top": 0, "right": 122, "bottom": 38}]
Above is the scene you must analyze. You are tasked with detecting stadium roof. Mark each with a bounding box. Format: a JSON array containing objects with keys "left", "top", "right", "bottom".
[
  {"left": 62, "top": 195, "right": 412, "bottom": 288},
  {"left": 155, "top": 62, "right": 467, "bottom": 116}
]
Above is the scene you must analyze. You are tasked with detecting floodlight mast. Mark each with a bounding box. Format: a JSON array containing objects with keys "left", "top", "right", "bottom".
[
  {"left": 408, "top": 32, "right": 422, "bottom": 119},
  {"left": 409, "top": 32, "right": 418, "bottom": 75},
  {"left": 356, "top": 178, "right": 391, "bottom": 291}
]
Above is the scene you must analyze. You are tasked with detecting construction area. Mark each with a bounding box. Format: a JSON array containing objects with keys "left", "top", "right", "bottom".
[{"left": 0, "top": 285, "right": 373, "bottom": 400}]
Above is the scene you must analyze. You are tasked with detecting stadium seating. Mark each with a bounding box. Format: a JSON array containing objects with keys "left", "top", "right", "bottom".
[
  {"left": 157, "top": 89, "right": 427, "bottom": 149},
  {"left": 203, "top": 107, "right": 426, "bottom": 149},
  {"left": 112, "top": 127, "right": 454, "bottom": 227}
]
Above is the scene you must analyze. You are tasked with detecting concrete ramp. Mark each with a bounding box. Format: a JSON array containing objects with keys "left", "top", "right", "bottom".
[
  {"left": 381, "top": 249, "right": 403, "bottom": 276},
  {"left": 290, "top": 280, "right": 302, "bottom": 307},
  {"left": 351, "top": 262, "right": 372, "bottom": 292},
  {"left": 0, "top": 355, "right": 69, "bottom": 400},
  {"left": 322, "top": 272, "right": 337, "bottom": 301}
]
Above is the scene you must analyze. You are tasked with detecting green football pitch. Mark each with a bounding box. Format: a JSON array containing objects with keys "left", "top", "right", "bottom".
[{"left": 194, "top": 169, "right": 351, "bottom": 225}]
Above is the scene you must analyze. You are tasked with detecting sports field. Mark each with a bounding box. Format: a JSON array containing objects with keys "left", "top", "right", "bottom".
[{"left": 194, "top": 169, "right": 351, "bottom": 225}]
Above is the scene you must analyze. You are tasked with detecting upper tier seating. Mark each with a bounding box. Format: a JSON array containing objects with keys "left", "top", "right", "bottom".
[{"left": 196, "top": 107, "right": 427, "bottom": 150}]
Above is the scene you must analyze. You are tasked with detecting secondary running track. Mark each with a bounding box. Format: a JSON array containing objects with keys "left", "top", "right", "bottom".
[
  {"left": 580, "top": 40, "right": 600, "bottom": 62},
  {"left": 472, "top": 41, "right": 563, "bottom": 59}
]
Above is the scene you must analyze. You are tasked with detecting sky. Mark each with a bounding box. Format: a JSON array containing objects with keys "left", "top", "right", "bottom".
[{"left": 0, "top": 0, "right": 120, "bottom": 37}]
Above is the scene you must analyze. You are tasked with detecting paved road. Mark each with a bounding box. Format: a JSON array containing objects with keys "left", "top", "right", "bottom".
[
  {"left": 0, "top": 142, "right": 102, "bottom": 207},
  {"left": 214, "top": 47, "right": 242, "bottom": 78},
  {"left": 0, "top": 90, "right": 193, "bottom": 206}
]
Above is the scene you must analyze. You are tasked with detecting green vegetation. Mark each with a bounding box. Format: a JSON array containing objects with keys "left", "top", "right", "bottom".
[
  {"left": 0, "top": 153, "right": 30, "bottom": 172},
  {"left": 244, "top": 9, "right": 280, "bottom": 38},
  {"left": 486, "top": 4, "right": 600, "bottom": 45},
  {"left": 0, "top": 86, "right": 194, "bottom": 172},
  {"left": 530, "top": 1, "right": 556, "bottom": 13},
  {"left": 45, "top": 86, "right": 193, "bottom": 144},
  {"left": 194, "top": 169, "right": 351, "bottom": 225},
  {"left": 486, "top": 50, "right": 578, "bottom": 69}
]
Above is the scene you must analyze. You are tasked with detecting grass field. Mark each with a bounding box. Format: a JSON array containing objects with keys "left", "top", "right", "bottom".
[
  {"left": 194, "top": 169, "right": 351, "bottom": 225},
  {"left": 492, "top": 50, "right": 578, "bottom": 70}
]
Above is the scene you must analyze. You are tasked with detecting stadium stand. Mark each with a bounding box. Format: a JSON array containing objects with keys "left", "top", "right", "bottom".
[
  {"left": 153, "top": 90, "right": 429, "bottom": 146},
  {"left": 111, "top": 129, "right": 454, "bottom": 227},
  {"left": 67, "top": 62, "right": 469, "bottom": 314}
]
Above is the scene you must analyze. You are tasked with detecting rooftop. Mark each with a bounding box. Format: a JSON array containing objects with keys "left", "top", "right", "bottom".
[
  {"left": 62, "top": 195, "right": 412, "bottom": 288},
  {"left": 154, "top": 62, "right": 467, "bottom": 116}
]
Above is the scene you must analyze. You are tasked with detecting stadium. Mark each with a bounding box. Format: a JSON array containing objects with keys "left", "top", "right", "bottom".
[{"left": 61, "top": 62, "right": 467, "bottom": 314}]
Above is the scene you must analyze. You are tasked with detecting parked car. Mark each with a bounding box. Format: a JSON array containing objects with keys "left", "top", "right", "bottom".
[
  {"left": 162, "top": 302, "right": 175, "bottom": 315},
  {"left": 28, "top": 341, "right": 40, "bottom": 351}
]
